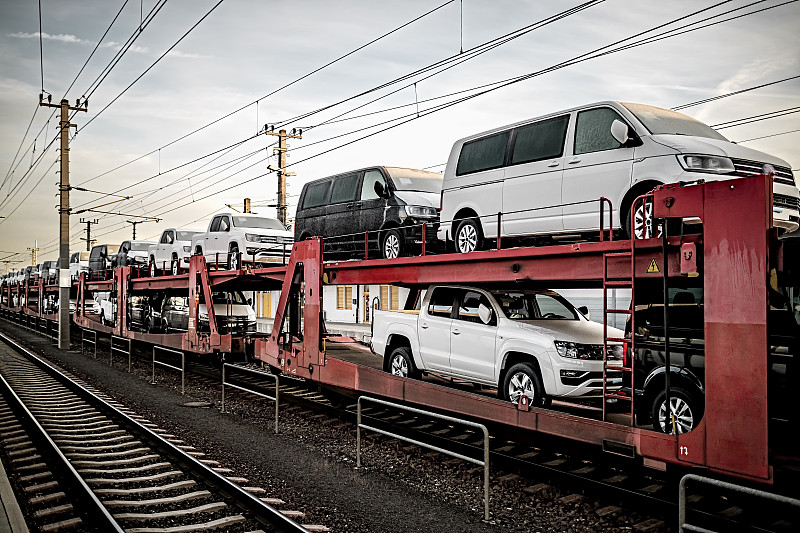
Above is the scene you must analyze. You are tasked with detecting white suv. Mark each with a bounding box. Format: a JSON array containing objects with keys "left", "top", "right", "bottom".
[{"left": 438, "top": 101, "right": 800, "bottom": 252}]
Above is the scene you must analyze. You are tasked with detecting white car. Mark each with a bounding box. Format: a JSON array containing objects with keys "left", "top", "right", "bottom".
[
  {"left": 191, "top": 213, "right": 293, "bottom": 270},
  {"left": 114, "top": 240, "right": 156, "bottom": 269},
  {"left": 371, "top": 285, "right": 624, "bottom": 405},
  {"left": 96, "top": 292, "right": 116, "bottom": 325},
  {"left": 148, "top": 228, "right": 203, "bottom": 276},
  {"left": 438, "top": 101, "right": 800, "bottom": 252}
]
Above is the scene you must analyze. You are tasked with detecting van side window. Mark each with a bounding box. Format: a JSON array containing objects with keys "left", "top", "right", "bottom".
[
  {"left": 303, "top": 180, "right": 331, "bottom": 208},
  {"left": 361, "top": 170, "right": 386, "bottom": 201},
  {"left": 428, "top": 287, "right": 456, "bottom": 318},
  {"left": 574, "top": 108, "right": 626, "bottom": 155},
  {"left": 511, "top": 115, "right": 570, "bottom": 165},
  {"left": 330, "top": 173, "right": 360, "bottom": 204},
  {"left": 456, "top": 131, "right": 510, "bottom": 176}
]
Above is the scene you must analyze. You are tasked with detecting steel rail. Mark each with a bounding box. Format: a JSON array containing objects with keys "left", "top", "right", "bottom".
[{"left": 0, "top": 330, "right": 310, "bottom": 533}]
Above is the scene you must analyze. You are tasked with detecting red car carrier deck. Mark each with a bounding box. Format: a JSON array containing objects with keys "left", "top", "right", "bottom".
[{"left": 1, "top": 174, "right": 794, "bottom": 486}]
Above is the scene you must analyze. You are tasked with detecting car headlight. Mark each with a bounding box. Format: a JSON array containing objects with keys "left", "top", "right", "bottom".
[
  {"left": 554, "top": 341, "right": 606, "bottom": 360},
  {"left": 245, "top": 233, "right": 261, "bottom": 242},
  {"left": 677, "top": 155, "right": 734, "bottom": 174},
  {"left": 404, "top": 205, "right": 438, "bottom": 218}
]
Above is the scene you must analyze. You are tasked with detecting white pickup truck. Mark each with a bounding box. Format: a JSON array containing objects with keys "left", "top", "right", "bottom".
[
  {"left": 370, "top": 285, "right": 624, "bottom": 406},
  {"left": 191, "top": 213, "right": 294, "bottom": 270},
  {"left": 148, "top": 228, "right": 203, "bottom": 276}
]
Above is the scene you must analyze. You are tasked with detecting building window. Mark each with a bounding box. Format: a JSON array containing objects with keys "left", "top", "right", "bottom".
[
  {"left": 337, "top": 286, "right": 354, "bottom": 309},
  {"left": 380, "top": 285, "right": 400, "bottom": 310}
]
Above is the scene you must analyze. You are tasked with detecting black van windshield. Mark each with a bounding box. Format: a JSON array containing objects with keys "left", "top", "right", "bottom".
[{"left": 385, "top": 168, "right": 443, "bottom": 193}]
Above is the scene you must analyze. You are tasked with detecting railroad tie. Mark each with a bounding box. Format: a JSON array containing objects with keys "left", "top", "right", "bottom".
[
  {"left": 113, "top": 501, "right": 228, "bottom": 521},
  {"left": 124, "top": 514, "right": 246, "bottom": 533},
  {"left": 103, "top": 490, "right": 212, "bottom": 508}
]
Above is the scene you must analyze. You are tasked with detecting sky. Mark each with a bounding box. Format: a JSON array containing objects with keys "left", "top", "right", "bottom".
[{"left": 1, "top": 0, "right": 799, "bottom": 269}]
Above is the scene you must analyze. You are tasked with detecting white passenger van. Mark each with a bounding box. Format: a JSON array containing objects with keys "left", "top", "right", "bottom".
[{"left": 437, "top": 101, "right": 800, "bottom": 252}]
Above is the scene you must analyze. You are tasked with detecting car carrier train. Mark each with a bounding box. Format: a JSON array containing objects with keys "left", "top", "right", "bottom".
[{"left": 2, "top": 175, "right": 799, "bottom": 492}]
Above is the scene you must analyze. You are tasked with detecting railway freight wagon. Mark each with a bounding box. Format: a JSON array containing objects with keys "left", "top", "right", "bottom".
[{"left": 2, "top": 174, "right": 798, "bottom": 491}]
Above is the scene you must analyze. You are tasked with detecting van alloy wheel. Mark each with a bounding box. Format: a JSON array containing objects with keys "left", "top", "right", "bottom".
[
  {"left": 653, "top": 387, "right": 698, "bottom": 434},
  {"left": 633, "top": 201, "right": 662, "bottom": 240},
  {"left": 382, "top": 229, "right": 403, "bottom": 259},
  {"left": 455, "top": 218, "right": 482, "bottom": 253}
]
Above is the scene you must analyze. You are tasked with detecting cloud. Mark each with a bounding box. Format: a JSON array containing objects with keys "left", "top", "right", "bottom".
[
  {"left": 168, "top": 50, "right": 209, "bottom": 59},
  {"left": 9, "top": 31, "right": 89, "bottom": 44}
]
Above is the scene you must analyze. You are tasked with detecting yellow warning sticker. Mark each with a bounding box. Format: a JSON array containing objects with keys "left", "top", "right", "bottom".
[{"left": 647, "top": 258, "right": 660, "bottom": 273}]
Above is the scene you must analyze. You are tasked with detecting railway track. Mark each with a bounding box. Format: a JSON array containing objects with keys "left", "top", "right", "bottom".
[
  {"left": 0, "top": 331, "right": 313, "bottom": 533},
  {"left": 5, "top": 317, "right": 799, "bottom": 532}
]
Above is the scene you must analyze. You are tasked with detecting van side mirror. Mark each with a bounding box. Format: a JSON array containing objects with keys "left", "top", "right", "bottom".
[
  {"left": 374, "top": 181, "right": 390, "bottom": 199},
  {"left": 610, "top": 119, "right": 641, "bottom": 147},
  {"left": 577, "top": 305, "right": 590, "bottom": 320}
]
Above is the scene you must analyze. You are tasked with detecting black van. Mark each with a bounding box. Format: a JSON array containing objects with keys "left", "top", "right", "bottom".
[
  {"left": 88, "top": 243, "right": 120, "bottom": 280},
  {"left": 294, "top": 166, "right": 442, "bottom": 259}
]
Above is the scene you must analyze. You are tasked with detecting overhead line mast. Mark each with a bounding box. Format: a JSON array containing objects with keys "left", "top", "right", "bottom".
[
  {"left": 265, "top": 126, "right": 302, "bottom": 226},
  {"left": 39, "top": 94, "right": 87, "bottom": 349}
]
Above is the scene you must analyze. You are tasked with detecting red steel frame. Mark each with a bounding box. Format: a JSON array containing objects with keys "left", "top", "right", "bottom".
[
  {"left": 0, "top": 175, "right": 781, "bottom": 483},
  {"left": 255, "top": 176, "right": 775, "bottom": 483}
]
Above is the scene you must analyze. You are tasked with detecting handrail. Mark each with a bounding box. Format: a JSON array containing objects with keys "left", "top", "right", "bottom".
[
  {"left": 152, "top": 345, "right": 185, "bottom": 395},
  {"left": 357, "top": 395, "right": 490, "bottom": 520},
  {"left": 222, "top": 364, "right": 279, "bottom": 434}
]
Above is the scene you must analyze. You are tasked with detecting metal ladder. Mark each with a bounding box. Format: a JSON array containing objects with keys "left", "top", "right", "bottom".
[{"left": 601, "top": 194, "right": 652, "bottom": 424}]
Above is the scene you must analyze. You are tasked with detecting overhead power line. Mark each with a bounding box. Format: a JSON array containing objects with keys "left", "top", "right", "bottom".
[{"left": 672, "top": 74, "right": 800, "bottom": 110}]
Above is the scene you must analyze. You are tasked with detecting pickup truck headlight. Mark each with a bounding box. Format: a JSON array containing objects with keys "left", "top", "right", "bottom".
[
  {"left": 245, "top": 233, "right": 262, "bottom": 242},
  {"left": 183, "top": 246, "right": 191, "bottom": 252},
  {"left": 404, "top": 205, "right": 438, "bottom": 218},
  {"left": 554, "top": 341, "right": 606, "bottom": 360},
  {"left": 677, "top": 155, "right": 734, "bottom": 174}
]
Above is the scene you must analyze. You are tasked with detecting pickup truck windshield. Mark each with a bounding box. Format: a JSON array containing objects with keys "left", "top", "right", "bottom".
[
  {"left": 130, "top": 242, "right": 151, "bottom": 251},
  {"left": 232, "top": 217, "right": 285, "bottom": 230},
  {"left": 622, "top": 102, "right": 729, "bottom": 141},
  {"left": 491, "top": 290, "right": 578, "bottom": 320},
  {"left": 176, "top": 231, "right": 200, "bottom": 241}
]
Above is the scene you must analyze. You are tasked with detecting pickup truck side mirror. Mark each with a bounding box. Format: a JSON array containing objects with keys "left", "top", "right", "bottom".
[
  {"left": 478, "top": 303, "right": 493, "bottom": 325},
  {"left": 374, "top": 181, "right": 390, "bottom": 199},
  {"left": 247, "top": 297, "right": 253, "bottom": 306},
  {"left": 577, "top": 305, "right": 590, "bottom": 320}
]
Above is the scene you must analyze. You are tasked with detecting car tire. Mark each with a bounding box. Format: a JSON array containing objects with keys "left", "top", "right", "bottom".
[
  {"left": 149, "top": 259, "right": 156, "bottom": 277},
  {"left": 651, "top": 387, "right": 702, "bottom": 435},
  {"left": 455, "top": 218, "right": 483, "bottom": 253},
  {"left": 382, "top": 229, "right": 404, "bottom": 259},
  {"left": 171, "top": 256, "right": 179, "bottom": 276},
  {"left": 386, "top": 346, "right": 420, "bottom": 379},
  {"left": 228, "top": 245, "right": 240, "bottom": 270},
  {"left": 99, "top": 310, "right": 106, "bottom": 326},
  {"left": 502, "top": 362, "right": 547, "bottom": 407}
]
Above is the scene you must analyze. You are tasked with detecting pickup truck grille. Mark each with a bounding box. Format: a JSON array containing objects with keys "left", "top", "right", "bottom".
[
  {"left": 730, "top": 159, "right": 795, "bottom": 187},
  {"left": 253, "top": 235, "right": 294, "bottom": 244}
]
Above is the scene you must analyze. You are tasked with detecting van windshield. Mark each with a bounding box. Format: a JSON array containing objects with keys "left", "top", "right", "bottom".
[
  {"left": 622, "top": 102, "right": 729, "bottom": 141},
  {"left": 385, "top": 167, "right": 443, "bottom": 193}
]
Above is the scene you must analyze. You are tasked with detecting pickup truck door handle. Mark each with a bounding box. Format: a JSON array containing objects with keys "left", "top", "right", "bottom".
[
  {"left": 420, "top": 322, "right": 429, "bottom": 329},
  {"left": 548, "top": 160, "right": 560, "bottom": 167},
  {"left": 567, "top": 157, "right": 581, "bottom": 164},
  {"left": 346, "top": 203, "right": 354, "bottom": 209},
  {"left": 452, "top": 328, "right": 460, "bottom": 335}
]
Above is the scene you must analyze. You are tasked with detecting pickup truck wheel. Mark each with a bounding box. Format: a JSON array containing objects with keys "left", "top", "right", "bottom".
[
  {"left": 382, "top": 229, "right": 403, "bottom": 259},
  {"left": 455, "top": 218, "right": 483, "bottom": 253},
  {"left": 149, "top": 259, "right": 156, "bottom": 277},
  {"left": 651, "top": 387, "right": 701, "bottom": 434},
  {"left": 387, "top": 346, "right": 419, "bottom": 379},
  {"left": 503, "top": 362, "right": 546, "bottom": 407},
  {"left": 171, "top": 256, "right": 179, "bottom": 276}
]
